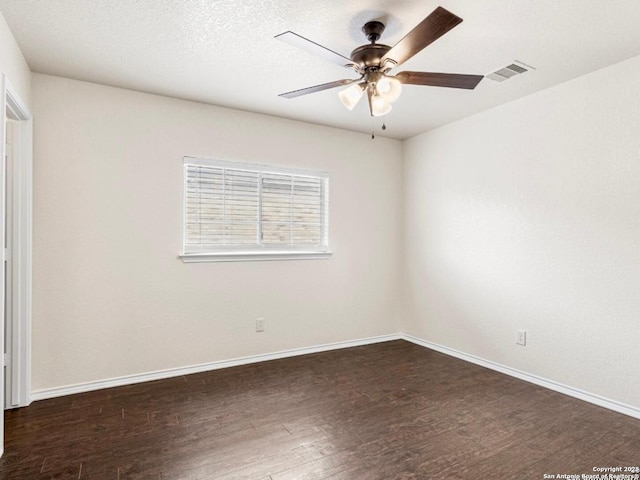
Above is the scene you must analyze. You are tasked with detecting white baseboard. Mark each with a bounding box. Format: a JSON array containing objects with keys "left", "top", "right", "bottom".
[
  {"left": 401, "top": 333, "right": 640, "bottom": 420},
  {"left": 30, "top": 332, "right": 640, "bottom": 421},
  {"left": 30, "top": 334, "right": 402, "bottom": 401}
]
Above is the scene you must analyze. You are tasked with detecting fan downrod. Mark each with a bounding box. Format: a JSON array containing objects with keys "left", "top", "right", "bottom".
[{"left": 362, "top": 21, "right": 385, "bottom": 43}]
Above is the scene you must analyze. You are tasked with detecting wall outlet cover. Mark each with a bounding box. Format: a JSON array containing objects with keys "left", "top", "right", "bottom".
[{"left": 516, "top": 330, "right": 527, "bottom": 346}]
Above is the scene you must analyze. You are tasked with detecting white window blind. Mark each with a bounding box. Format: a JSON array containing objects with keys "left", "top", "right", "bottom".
[{"left": 183, "top": 157, "right": 329, "bottom": 261}]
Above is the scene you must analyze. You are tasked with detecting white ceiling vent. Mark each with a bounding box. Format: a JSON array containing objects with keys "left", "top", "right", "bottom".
[{"left": 487, "top": 61, "right": 534, "bottom": 82}]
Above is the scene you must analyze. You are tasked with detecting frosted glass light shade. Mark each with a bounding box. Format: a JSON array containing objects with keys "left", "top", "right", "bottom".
[
  {"left": 339, "top": 83, "right": 365, "bottom": 110},
  {"left": 371, "top": 94, "right": 392, "bottom": 116},
  {"left": 376, "top": 76, "right": 402, "bottom": 103}
]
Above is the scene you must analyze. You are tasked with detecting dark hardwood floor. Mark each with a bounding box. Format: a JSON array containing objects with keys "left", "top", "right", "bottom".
[{"left": 2, "top": 340, "right": 639, "bottom": 479}]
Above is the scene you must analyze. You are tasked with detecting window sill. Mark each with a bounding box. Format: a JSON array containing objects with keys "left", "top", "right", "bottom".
[{"left": 179, "top": 251, "right": 333, "bottom": 263}]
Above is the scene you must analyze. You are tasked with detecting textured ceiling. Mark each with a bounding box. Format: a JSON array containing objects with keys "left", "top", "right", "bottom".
[{"left": 1, "top": 0, "right": 639, "bottom": 139}]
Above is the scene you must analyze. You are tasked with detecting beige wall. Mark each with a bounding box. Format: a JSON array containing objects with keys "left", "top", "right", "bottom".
[
  {"left": 31, "top": 74, "right": 403, "bottom": 391},
  {"left": 403, "top": 55, "right": 640, "bottom": 409},
  {"left": 0, "top": 10, "right": 30, "bottom": 106}
]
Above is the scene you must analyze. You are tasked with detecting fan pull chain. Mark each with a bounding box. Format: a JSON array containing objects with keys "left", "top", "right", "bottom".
[{"left": 371, "top": 116, "right": 388, "bottom": 139}]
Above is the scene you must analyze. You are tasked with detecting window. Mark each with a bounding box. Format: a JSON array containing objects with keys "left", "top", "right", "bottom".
[{"left": 181, "top": 157, "right": 330, "bottom": 262}]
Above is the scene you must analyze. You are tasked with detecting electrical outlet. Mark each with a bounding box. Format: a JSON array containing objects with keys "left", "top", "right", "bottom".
[
  {"left": 516, "top": 330, "right": 527, "bottom": 346},
  {"left": 256, "top": 317, "right": 265, "bottom": 332}
]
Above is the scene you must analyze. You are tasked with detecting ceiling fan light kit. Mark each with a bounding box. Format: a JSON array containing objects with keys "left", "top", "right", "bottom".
[
  {"left": 338, "top": 82, "right": 365, "bottom": 110},
  {"left": 276, "top": 6, "right": 484, "bottom": 122},
  {"left": 338, "top": 73, "right": 402, "bottom": 115},
  {"left": 376, "top": 75, "right": 402, "bottom": 102},
  {"left": 370, "top": 91, "right": 392, "bottom": 116}
]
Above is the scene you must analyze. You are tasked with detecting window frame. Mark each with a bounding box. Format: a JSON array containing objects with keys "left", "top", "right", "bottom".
[{"left": 180, "top": 156, "right": 331, "bottom": 262}]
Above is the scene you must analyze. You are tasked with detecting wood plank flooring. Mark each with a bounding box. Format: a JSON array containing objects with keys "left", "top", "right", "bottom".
[{"left": 1, "top": 340, "right": 639, "bottom": 479}]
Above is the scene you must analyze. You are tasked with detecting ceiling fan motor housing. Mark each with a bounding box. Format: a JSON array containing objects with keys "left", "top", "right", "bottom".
[{"left": 350, "top": 44, "right": 391, "bottom": 68}]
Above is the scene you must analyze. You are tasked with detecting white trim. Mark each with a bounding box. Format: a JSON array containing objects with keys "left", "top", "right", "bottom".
[
  {"left": 401, "top": 333, "right": 640, "bottom": 420},
  {"left": 179, "top": 251, "right": 333, "bottom": 263},
  {"left": 29, "top": 332, "right": 640, "bottom": 420},
  {"left": 2, "top": 76, "right": 33, "bottom": 409},
  {"left": 30, "top": 334, "right": 401, "bottom": 401},
  {"left": 184, "top": 156, "right": 329, "bottom": 179},
  {"left": 0, "top": 73, "right": 6, "bottom": 457}
]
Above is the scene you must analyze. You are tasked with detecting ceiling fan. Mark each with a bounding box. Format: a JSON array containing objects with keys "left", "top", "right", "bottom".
[{"left": 275, "top": 6, "right": 483, "bottom": 117}]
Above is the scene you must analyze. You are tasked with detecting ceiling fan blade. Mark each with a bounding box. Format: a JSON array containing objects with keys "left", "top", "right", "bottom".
[
  {"left": 279, "top": 79, "right": 357, "bottom": 99},
  {"left": 396, "top": 71, "right": 484, "bottom": 89},
  {"left": 275, "top": 31, "right": 356, "bottom": 69},
  {"left": 381, "top": 7, "right": 463, "bottom": 68}
]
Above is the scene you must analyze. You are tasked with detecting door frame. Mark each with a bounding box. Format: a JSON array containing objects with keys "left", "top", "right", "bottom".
[{"left": 1, "top": 74, "right": 33, "bottom": 414}]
